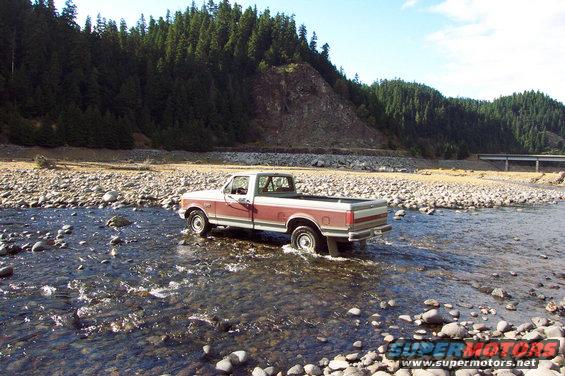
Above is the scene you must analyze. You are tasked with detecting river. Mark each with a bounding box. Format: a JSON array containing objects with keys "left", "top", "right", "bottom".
[{"left": 0, "top": 204, "right": 563, "bottom": 374}]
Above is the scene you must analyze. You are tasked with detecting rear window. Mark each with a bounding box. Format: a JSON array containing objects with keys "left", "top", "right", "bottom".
[{"left": 257, "top": 175, "right": 295, "bottom": 194}]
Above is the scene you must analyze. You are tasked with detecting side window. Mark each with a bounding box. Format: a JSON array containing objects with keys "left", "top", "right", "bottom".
[{"left": 231, "top": 176, "right": 249, "bottom": 195}]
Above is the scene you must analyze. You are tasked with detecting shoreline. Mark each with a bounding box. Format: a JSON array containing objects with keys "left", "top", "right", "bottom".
[{"left": 0, "top": 160, "right": 563, "bottom": 211}]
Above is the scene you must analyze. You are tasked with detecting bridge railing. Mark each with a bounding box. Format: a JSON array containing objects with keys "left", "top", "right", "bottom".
[{"left": 477, "top": 154, "right": 565, "bottom": 172}]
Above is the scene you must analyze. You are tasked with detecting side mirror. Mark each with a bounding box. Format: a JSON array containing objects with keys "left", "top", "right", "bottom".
[{"left": 237, "top": 197, "right": 250, "bottom": 205}]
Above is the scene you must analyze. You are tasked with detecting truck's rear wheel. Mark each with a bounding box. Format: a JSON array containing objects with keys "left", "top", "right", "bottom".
[
  {"left": 187, "top": 209, "right": 212, "bottom": 237},
  {"left": 291, "top": 225, "right": 325, "bottom": 253}
]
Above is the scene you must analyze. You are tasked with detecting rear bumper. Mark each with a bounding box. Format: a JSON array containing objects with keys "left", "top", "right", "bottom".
[{"left": 348, "top": 224, "right": 392, "bottom": 241}]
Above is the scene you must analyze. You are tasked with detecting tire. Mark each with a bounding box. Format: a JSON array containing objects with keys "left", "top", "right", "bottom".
[
  {"left": 187, "top": 209, "right": 212, "bottom": 237},
  {"left": 291, "top": 225, "right": 326, "bottom": 253}
]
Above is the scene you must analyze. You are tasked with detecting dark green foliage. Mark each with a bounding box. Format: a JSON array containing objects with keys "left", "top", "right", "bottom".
[
  {"left": 0, "top": 0, "right": 563, "bottom": 156},
  {"left": 355, "top": 80, "right": 564, "bottom": 157}
]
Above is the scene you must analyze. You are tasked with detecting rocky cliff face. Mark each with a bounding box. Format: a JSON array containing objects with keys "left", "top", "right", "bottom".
[{"left": 249, "top": 64, "right": 385, "bottom": 149}]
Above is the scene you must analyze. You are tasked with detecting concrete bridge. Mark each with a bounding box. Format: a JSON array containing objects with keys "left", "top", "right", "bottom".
[{"left": 477, "top": 154, "right": 565, "bottom": 172}]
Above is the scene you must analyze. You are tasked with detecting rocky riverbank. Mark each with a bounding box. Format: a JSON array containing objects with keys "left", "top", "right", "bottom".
[
  {"left": 0, "top": 163, "right": 562, "bottom": 211},
  {"left": 225, "top": 306, "right": 565, "bottom": 376}
]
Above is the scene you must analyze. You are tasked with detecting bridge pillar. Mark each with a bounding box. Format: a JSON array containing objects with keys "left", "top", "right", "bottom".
[
  {"left": 536, "top": 159, "right": 540, "bottom": 172},
  {"left": 505, "top": 158, "right": 509, "bottom": 171}
]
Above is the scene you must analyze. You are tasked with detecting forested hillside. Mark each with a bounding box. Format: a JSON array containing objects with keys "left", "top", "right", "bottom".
[{"left": 0, "top": 0, "right": 564, "bottom": 157}]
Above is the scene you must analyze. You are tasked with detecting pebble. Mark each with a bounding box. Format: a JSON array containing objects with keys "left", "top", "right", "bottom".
[
  {"left": 504, "top": 303, "right": 516, "bottom": 311},
  {"left": 398, "top": 315, "right": 412, "bottom": 322},
  {"left": 531, "top": 317, "right": 549, "bottom": 327},
  {"left": 106, "top": 215, "right": 132, "bottom": 227},
  {"left": 496, "top": 320, "right": 511, "bottom": 333},
  {"left": 328, "top": 359, "right": 350, "bottom": 371},
  {"left": 252, "top": 367, "right": 268, "bottom": 376},
  {"left": 353, "top": 340, "right": 363, "bottom": 349},
  {"left": 287, "top": 364, "right": 304, "bottom": 375},
  {"left": 215, "top": 358, "right": 232, "bottom": 373},
  {"left": 347, "top": 307, "right": 361, "bottom": 316},
  {"left": 424, "top": 299, "right": 440, "bottom": 307},
  {"left": 491, "top": 288, "right": 510, "bottom": 299},
  {"left": 346, "top": 352, "right": 359, "bottom": 361},
  {"left": 110, "top": 236, "right": 123, "bottom": 245},
  {"left": 229, "top": 350, "right": 248, "bottom": 365},
  {"left": 32, "top": 241, "right": 47, "bottom": 252},
  {"left": 422, "top": 309, "right": 445, "bottom": 324},
  {"left": 304, "top": 364, "right": 322, "bottom": 376},
  {"left": 440, "top": 322, "right": 468, "bottom": 338},
  {"left": 102, "top": 191, "right": 119, "bottom": 203},
  {"left": 202, "top": 345, "right": 211, "bottom": 356}
]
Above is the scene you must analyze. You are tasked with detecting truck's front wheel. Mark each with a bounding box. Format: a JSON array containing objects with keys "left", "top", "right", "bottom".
[
  {"left": 187, "top": 209, "right": 212, "bottom": 237},
  {"left": 291, "top": 225, "right": 325, "bottom": 253}
]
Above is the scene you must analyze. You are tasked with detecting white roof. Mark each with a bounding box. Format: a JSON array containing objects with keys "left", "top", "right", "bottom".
[{"left": 231, "top": 171, "right": 293, "bottom": 177}]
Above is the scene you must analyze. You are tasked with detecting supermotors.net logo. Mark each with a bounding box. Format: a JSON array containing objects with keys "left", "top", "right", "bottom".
[{"left": 387, "top": 339, "right": 560, "bottom": 369}]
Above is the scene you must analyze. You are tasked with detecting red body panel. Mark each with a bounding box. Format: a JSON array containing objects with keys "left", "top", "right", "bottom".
[
  {"left": 252, "top": 203, "right": 346, "bottom": 230},
  {"left": 182, "top": 198, "right": 351, "bottom": 231}
]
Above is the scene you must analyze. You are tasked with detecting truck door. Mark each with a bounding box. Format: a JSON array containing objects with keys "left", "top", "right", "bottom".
[{"left": 217, "top": 175, "right": 253, "bottom": 229}]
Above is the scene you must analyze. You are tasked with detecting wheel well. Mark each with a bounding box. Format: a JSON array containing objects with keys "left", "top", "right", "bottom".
[
  {"left": 185, "top": 206, "right": 204, "bottom": 219},
  {"left": 286, "top": 217, "right": 321, "bottom": 234}
]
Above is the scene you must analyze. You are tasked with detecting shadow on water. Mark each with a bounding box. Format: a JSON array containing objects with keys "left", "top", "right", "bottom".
[{"left": 0, "top": 204, "right": 563, "bottom": 374}]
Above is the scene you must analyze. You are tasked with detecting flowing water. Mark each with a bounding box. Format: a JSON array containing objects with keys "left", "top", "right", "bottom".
[{"left": 0, "top": 204, "right": 563, "bottom": 375}]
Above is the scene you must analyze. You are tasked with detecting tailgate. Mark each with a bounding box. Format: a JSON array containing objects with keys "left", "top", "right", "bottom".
[{"left": 350, "top": 199, "right": 388, "bottom": 232}]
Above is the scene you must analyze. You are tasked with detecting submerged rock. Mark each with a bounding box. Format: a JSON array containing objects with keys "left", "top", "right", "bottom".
[
  {"left": 0, "top": 266, "right": 14, "bottom": 278},
  {"left": 32, "top": 241, "right": 48, "bottom": 252},
  {"left": 491, "top": 288, "right": 510, "bottom": 299},
  {"left": 106, "top": 215, "right": 132, "bottom": 227}
]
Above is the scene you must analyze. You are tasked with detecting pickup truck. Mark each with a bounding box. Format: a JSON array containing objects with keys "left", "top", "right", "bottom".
[{"left": 178, "top": 172, "right": 391, "bottom": 256}]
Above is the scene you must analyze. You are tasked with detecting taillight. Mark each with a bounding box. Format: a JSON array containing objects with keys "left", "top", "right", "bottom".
[{"left": 345, "top": 210, "right": 354, "bottom": 226}]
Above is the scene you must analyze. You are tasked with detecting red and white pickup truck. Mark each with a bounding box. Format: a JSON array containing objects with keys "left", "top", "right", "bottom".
[{"left": 179, "top": 172, "right": 391, "bottom": 256}]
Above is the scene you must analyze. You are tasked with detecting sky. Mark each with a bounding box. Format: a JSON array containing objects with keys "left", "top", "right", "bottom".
[{"left": 54, "top": 0, "right": 565, "bottom": 103}]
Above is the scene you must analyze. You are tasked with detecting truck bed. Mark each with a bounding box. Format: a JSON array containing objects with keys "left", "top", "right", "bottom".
[{"left": 292, "top": 195, "right": 367, "bottom": 204}]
